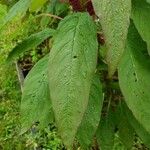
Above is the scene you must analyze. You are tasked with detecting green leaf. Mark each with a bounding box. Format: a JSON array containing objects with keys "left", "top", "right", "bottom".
[
  {"left": 92, "top": 0, "right": 131, "bottom": 77},
  {"left": 96, "top": 113, "right": 115, "bottom": 150},
  {"left": 118, "top": 22, "right": 150, "bottom": 134},
  {"left": 131, "top": 0, "right": 150, "bottom": 54},
  {"left": 116, "top": 104, "right": 134, "bottom": 150},
  {"left": 21, "top": 55, "right": 53, "bottom": 133},
  {"left": 30, "top": 0, "right": 48, "bottom": 12},
  {"left": 7, "top": 28, "right": 55, "bottom": 62},
  {"left": 48, "top": 12, "right": 98, "bottom": 148},
  {"left": 0, "top": 0, "right": 31, "bottom": 29},
  {"left": 76, "top": 75, "right": 103, "bottom": 149},
  {"left": 122, "top": 102, "right": 150, "bottom": 148}
]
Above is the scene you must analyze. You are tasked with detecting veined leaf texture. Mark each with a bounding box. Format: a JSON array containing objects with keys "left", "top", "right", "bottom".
[{"left": 48, "top": 12, "right": 98, "bottom": 148}]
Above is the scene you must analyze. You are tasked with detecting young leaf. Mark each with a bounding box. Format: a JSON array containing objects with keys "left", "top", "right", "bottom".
[
  {"left": 48, "top": 13, "right": 98, "bottom": 148},
  {"left": 7, "top": 28, "right": 55, "bottom": 63},
  {"left": 91, "top": 0, "right": 131, "bottom": 77},
  {"left": 118, "top": 23, "right": 150, "bottom": 134},
  {"left": 0, "top": 0, "right": 31, "bottom": 29},
  {"left": 21, "top": 55, "right": 53, "bottom": 134},
  {"left": 131, "top": 0, "right": 150, "bottom": 54},
  {"left": 76, "top": 75, "right": 103, "bottom": 149},
  {"left": 29, "top": 0, "right": 47, "bottom": 12},
  {"left": 96, "top": 113, "right": 115, "bottom": 150},
  {"left": 122, "top": 102, "right": 150, "bottom": 148}
]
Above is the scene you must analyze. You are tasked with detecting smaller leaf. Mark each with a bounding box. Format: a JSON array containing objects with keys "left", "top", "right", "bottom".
[
  {"left": 96, "top": 112, "right": 115, "bottom": 150},
  {"left": 21, "top": 55, "right": 54, "bottom": 133},
  {"left": 76, "top": 75, "right": 104, "bottom": 149},
  {"left": 0, "top": 0, "right": 31, "bottom": 29},
  {"left": 7, "top": 28, "right": 55, "bottom": 63}
]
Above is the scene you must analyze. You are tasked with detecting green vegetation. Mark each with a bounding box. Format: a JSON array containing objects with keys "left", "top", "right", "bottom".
[{"left": 0, "top": 0, "right": 150, "bottom": 149}]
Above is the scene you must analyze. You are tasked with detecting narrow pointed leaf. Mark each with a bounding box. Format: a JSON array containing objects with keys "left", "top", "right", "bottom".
[
  {"left": 96, "top": 113, "right": 115, "bottom": 150},
  {"left": 122, "top": 102, "right": 150, "bottom": 148},
  {"left": 21, "top": 55, "right": 53, "bottom": 133},
  {"left": 48, "top": 13, "right": 98, "bottom": 148},
  {"left": 7, "top": 28, "right": 55, "bottom": 62},
  {"left": 0, "top": 0, "right": 31, "bottom": 29},
  {"left": 76, "top": 75, "right": 103, "bottom": 149},
  {"left": 92, "top": 0, "right": 131, "bottom": 77},
  {"left": 119, "top": 23, "right": 150, "bottom": 134},
  {"left": 131, "top": 0, "right": 150, "bottom": 54}
]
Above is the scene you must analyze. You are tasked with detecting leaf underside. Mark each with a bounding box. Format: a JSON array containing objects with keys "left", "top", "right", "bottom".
[{"left": 92, "top": 0, "right": 131, "bottom": 77}]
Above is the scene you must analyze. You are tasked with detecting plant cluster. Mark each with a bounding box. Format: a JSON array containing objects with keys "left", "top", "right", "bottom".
[{"left": 1, "top": 0, "right": 150, "bottom": 149}]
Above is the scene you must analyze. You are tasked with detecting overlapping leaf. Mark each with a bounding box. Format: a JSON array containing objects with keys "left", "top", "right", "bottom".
[
  {"left": 7, "top": 28, "right": 55, "bottom": 62},
  {"left": 119, "top": 23, "right": 150, "bottom": 134},
  {"left": 48, "top": 13, "right": 98, "bottom": 148},
  {"left": 131, "top": 0, "right": 150, "bottom": 54},
  {"left": 92, "top": 0, "right": 131, "bottom": 77},
  {"left": 116, "top": 103, "right": 134, "bottom": 149},
  {"left": 122, "top": 102, "right": 150, "bottom": 148},
  {"left": 21, "top": 55, "right": 53, "bottom": 133},
  {"left": 76, "top": 75, "right": 103, "bottom": 149},
  {"left": 96, "top": 113, "right": 115, "bottom": 150}
]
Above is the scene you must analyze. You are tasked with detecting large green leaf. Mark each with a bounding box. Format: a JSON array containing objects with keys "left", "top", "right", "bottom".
[
  {"left": 48, "top": 13, "right": 98, "bottom": 148},
  {"left": 118, "top": 23, "right": 150, "bottom": 134},
  {"left": 7, "top": 28, "right": 55, "bottom": 62},
  {"left": 131, "top": 0, "right": 150, "bottom": 54},
  {"left": 96, "top": 113, "right": 115, "bottom": 150},
  {"left": 0, "top": 0, "right": 31, "bottom": 29},
  {"left": 92, "top": 0, "right": 131, "bottom": 77},
  {"left": 21, "top": 55, "right": 53, "bottom": 133},
  {"left": 76, "top": 75, "right": 103, "bottom": 149},
  {"left": 122, "top": 102, "right": 150, "bottom": 148}
]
